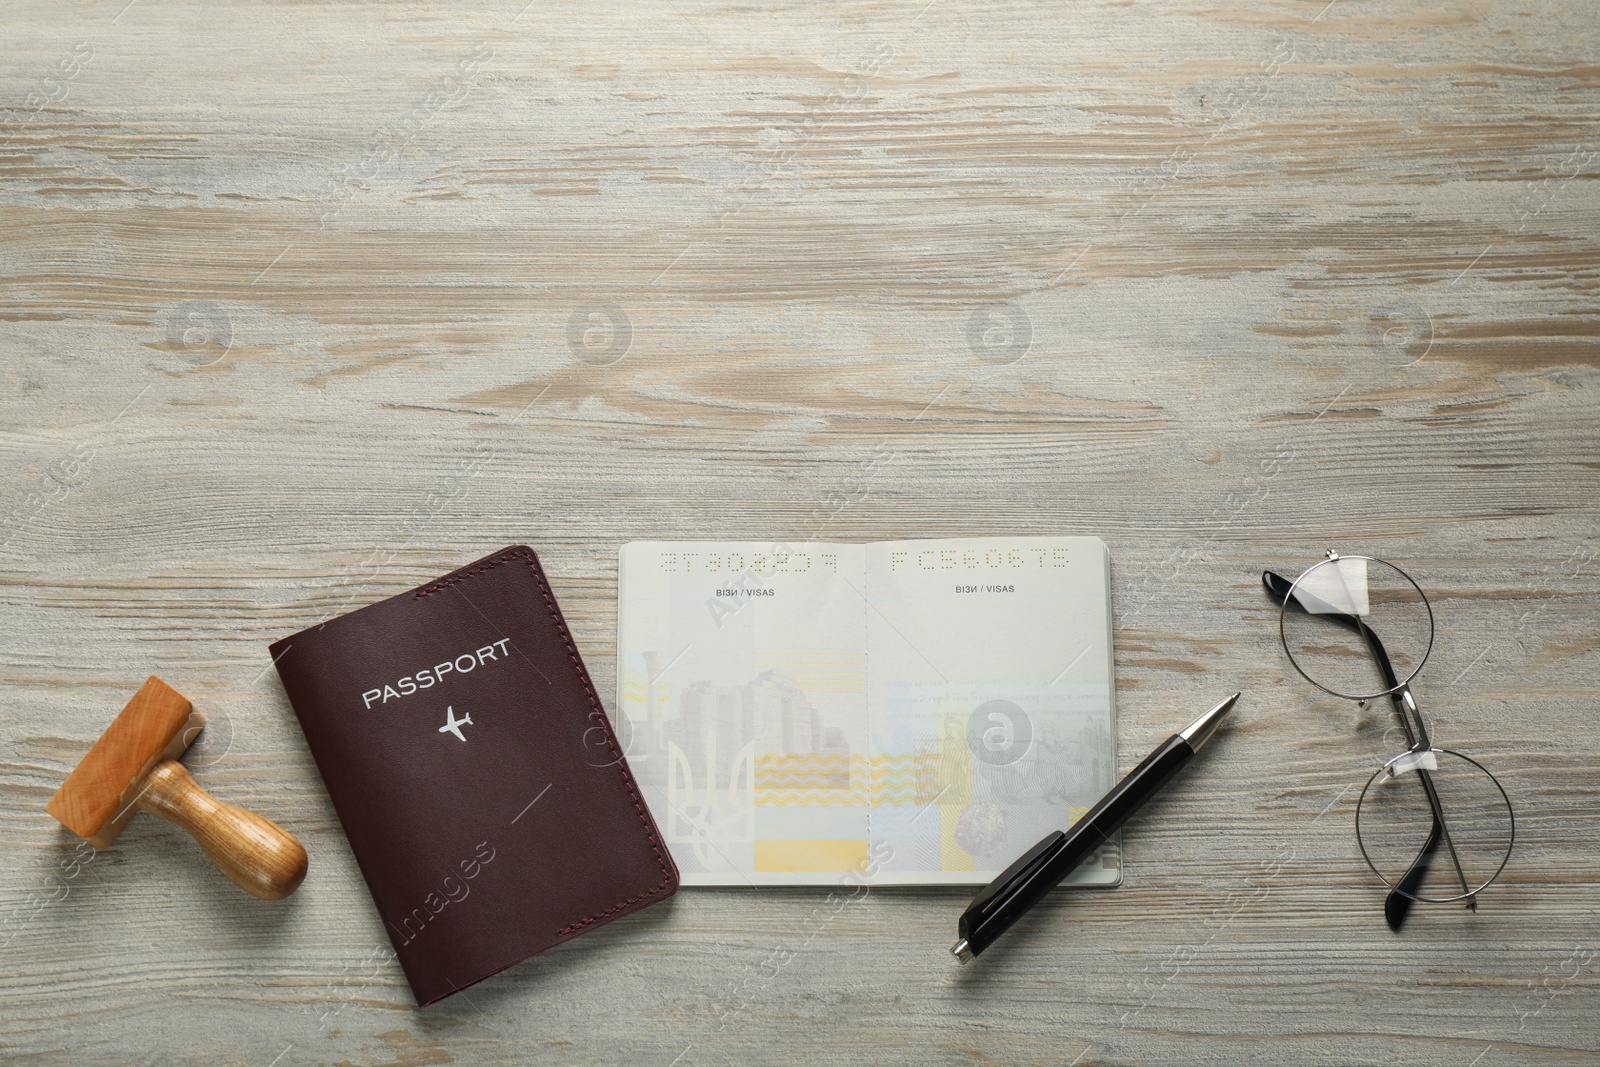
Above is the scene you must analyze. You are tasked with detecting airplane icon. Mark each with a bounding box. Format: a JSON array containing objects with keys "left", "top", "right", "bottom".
[{"left": 438, "top": 706, "right": 473, "bottom": 742}]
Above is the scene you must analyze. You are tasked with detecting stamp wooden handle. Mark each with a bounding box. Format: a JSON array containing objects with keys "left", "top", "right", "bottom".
[{"left": 135, "top": 759, "right": 308, "bottom": 900}]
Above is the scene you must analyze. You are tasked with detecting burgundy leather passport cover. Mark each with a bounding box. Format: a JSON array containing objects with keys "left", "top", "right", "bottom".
[{"left": 269, "top": 546, "right": 678, "bottom": 1006}]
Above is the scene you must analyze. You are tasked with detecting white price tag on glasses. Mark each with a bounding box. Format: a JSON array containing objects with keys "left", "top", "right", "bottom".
[{"left": 1293, "top": 556, "right": 1370, "bottom": 616}]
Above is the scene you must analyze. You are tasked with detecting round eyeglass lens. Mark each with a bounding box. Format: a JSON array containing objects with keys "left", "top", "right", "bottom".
[
  {"left": 1355, "top": 749, "right": 1513, "bottom": 903},
  {"left": 1280, "top": 555, "right": 1433, "bottom": 700}
]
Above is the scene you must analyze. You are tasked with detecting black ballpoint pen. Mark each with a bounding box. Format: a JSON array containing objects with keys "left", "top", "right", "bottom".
[{"left": 951, "top": 693, "right": 1238, "bottom": 963}]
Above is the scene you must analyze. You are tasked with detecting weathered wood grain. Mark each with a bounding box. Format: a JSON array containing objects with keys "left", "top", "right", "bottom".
[{"left": 2, "top": 0, "right": 1597, "bottom": 1063}]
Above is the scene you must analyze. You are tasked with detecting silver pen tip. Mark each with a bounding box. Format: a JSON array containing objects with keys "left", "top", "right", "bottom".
[
  {"left": 1179, "top": 693, "right": 1239, "bottom": 752},
  {"left": 951, "top": 938, "right": 974, "bottom": 964}
]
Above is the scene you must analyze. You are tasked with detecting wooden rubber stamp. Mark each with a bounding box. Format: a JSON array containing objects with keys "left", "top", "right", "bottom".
[{"left": 46, "top": 675, "right": 308, "bottom": 900}]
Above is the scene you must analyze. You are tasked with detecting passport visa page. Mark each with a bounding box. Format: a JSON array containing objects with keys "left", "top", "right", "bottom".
[{"left": 616, "top": 537, "right": 1119, "bottom": 886}]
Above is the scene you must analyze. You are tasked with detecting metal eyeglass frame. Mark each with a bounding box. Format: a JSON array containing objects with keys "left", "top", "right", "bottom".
[{"left": 1263, "top": 551, "right": 1514, "bottom": 929}]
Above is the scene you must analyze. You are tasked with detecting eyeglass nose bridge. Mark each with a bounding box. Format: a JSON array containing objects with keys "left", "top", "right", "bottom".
[
  {"left": 1388, "top": 684, "right": 1433, "bottom": 752},
  {"left": 1384, "top": 746, "right": 1442, "bottom": 777}
]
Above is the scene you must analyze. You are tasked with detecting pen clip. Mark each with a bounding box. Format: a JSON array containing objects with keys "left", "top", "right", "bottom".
[{"left": 963, "top": 830, "right": 1065, "bottom": 924}]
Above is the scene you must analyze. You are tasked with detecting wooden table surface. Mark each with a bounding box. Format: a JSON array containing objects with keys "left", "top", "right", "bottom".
[{"left": 4, "top": 1, "right": 1597, "bottom": 1064}]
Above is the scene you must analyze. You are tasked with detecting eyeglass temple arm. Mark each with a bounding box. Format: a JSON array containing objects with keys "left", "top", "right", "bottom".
[
  {"left": 1350, "top": 615, "right": 1475, "bottom": 909},
  {"left": 1387, "top": 823, "right": 1441, "bottom": 930},
  {"left": 1352, "top": 622, "right": 1428, "bottom": 749},
  {"left": 1263, "top": 571, "right": 1475, "bottom": 914}
]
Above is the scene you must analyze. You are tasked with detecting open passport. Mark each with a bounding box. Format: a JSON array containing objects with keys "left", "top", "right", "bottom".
[{"left": 616, "top": 536, "right": 1119, "bottom": 886}]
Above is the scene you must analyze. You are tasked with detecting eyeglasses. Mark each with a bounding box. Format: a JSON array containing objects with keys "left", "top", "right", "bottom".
[{"left": 1264, "top": 552, "right": 1514, "bottom": 931}]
